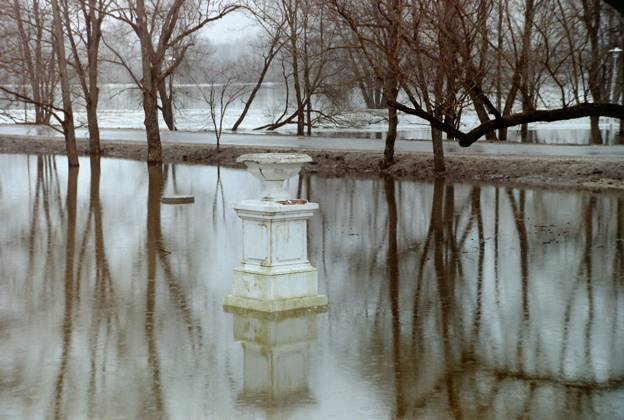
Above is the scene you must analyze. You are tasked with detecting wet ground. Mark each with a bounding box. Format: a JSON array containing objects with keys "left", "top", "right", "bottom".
[{"left": 0, "top": 155, "right": 623, "bottom": 419}]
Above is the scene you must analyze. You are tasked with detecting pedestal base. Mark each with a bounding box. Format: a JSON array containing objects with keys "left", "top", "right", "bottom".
[
  {"left": 228, "top": 192, "right": 327, "bottom": 313},
  {"left": 226, "top": 265, "right": 327, "bottom": 312},
  {"left": 224, "top": 294, "right": 328, "bottom": 313}
]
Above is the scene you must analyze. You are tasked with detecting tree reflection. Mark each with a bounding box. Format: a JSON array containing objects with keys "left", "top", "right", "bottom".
[
  {"left": 53, "top": 165, "right": 78, "bottom": 420},
  {"left": 84, "top": 157, "right": 116, "bottom": 416},
  {"left": 378, "top": 180, "right": 624, "bottom": 418},
  {"left": 384, "top": 175, "right": 403, "bottom": 418},
  {"left": 2, "top": 158, "right": 623, "bottom": 418},
  {"left": 146, "top": 163, "right": 165, "bottom": 416},
  {"left": 506, "top": 188, "right": 530, "bottom": 367}
]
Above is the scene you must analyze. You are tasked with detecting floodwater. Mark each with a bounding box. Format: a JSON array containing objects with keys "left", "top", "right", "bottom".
[
  {"left": 2, "top": 83, "right": 622, "bottom": 145},
  {"left": 0, "top": 155, "right": 623, "bottom": 419}
]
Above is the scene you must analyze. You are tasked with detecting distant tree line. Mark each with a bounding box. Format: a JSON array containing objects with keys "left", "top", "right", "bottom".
[{"left": 0, "top": 0, "right": 622, "bottom": 170}]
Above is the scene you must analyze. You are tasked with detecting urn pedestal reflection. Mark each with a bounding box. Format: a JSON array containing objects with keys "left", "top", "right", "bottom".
[{"left": 227, "top": 307, "right": 325, "bottom": 407}]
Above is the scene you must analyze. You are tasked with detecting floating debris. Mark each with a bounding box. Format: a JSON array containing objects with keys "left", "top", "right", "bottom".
[
  {"left": 161, "top": 195, "right": 194, "bottom": 205},
  {"left": 277, "top": 199, "right": 308, "bottom": 205}
]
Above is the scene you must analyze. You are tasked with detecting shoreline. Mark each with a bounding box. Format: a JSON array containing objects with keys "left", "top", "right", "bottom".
[{"left": 1, "top": 135, "right": 623, "bottom": 194}]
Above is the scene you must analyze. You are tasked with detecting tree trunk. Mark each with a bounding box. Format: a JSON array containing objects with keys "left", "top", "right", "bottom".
[
  {"left": 143, "top": 89, "right": 163, "bottom": 163},
  {"left": 232, "top": 45, "right": 277, "bottom": 130},
  {"left": 158, "top": 80, "right": 176, "bottom": 131},
  {"left": 521, "top": 91, "right": 530, "bottom": 142},
  {"left": 590, "top": 116, "right": 602, "bottom": 144},
  {"left": 348, "top": 49, "right": 385, "bottom": 110},
  {"left": 496, "top": 0, "right": 503, "bottom": 140},
  {"left": 86, "top": 92, "right": 101, "bottom": 157},
  {"left": 137, "top": 0, "right": 162, "bottom": 163},
  {"left": 87, "top": 0, "right": 101, "bottom": 157},
  {"left": 472, "top": 96, "right": 497, "bottom": 141},
  {"left": 586, "top": 0, "right": 603, "bottom": 145},
  {"left": 384, "top": 101, "right": 398, "bottom": 167},
  {"left": 303, "top": 11, "right": 313, "bottom": 137},
  {"left": 383, "top": 72, "right": 399, "bottom": 167},
  {"left": 304, "top": 54, "right": 312, "bottom": 136},
  {"left": 431, "top": 126, "right": 446, "bottom": 173},
  {"left": 382, "top": 0, "right": 401, "bottom": 168},
  {"left": 287, "top": 7, "right": 305, "bottom": 137},
  {"left": 52, "top": 0, "right": 78, "bottom": 167},
  {"left": 13, "top": 0, "right": 47, "bottom": 124},
  {"left": 293, "top": 67, "right": 305, "bottom": 136},
  {"left": 63, "top": 0, "right": 101, "bottom": 157},
  {"left": 373, "top": 84, "right": 385, "bottom": 109}
]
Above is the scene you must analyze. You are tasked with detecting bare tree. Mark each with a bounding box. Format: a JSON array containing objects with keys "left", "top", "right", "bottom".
[
  {"left": 60, "top": 0, "right": 111, "bottom": 157},
  {"left": 330, "top": 0, "right": 403, "bottom": 167},
  {"left": 1, "top": 0, "right": 58, "bottom": 124},
  {"left": 390, "top": 0, "right": 624, "bottom": 147},
  {"left": 51, "top": 0, "right": 79, "bottom": 166},
  {"left": 106, "top": 0, "right": 240, "bottom": 163},
  {"left": 346, "top": 47, "right": 385, "bottom": 109},
  {"left": 399, "top": 0, "right": 471, "bottom": 172},
  {"left": 252, "top": 0, "right": 339, "bottom": 136},
  {"left": 231, "top": 8, "right": 287, "bottom": 131},
  {"left": 203, "top": 66, "right": 248, "bottom": 150}
]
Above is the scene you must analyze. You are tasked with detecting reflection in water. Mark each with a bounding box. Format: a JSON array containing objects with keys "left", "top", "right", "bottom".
[
  {"left": 313, "top": 175, "right": 624, "bottom": 418},
  {"left": 146, "top": 163, "right": 164, "bottom": 417},
  {"left": 227, "top": 307, "right": 324, "bottom": 416},
  {"left": 0, "top": 155, "right": 622, "bottom": 418},
  {"left": 53, "top": 165, "right": 77, "bottom": 420}
]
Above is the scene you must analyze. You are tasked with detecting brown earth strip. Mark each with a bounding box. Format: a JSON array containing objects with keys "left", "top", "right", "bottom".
[{"left": 1, "top": 135, "right": 623, "bottom": 194}]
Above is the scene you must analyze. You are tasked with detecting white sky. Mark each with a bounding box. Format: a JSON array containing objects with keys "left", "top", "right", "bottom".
[{"left": 201, "top": 10, "right": 260, "bottom": 44}]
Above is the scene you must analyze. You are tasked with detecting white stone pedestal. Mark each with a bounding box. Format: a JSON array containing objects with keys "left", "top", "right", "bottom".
[{"left": 224, "top": 153, "right": 327, "bottom": 313}]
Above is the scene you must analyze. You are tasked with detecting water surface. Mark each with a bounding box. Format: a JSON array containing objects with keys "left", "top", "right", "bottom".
[{"left": 0, "top": 155, "right": 622, "bottom": 419}]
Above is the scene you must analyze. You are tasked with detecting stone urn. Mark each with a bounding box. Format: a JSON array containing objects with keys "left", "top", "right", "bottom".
[
  {"left": 236, "top": 153, "right": 313, "bottom": 201},
  {"left": 225, "top": 153, "right": 327, "bottom": 313}
]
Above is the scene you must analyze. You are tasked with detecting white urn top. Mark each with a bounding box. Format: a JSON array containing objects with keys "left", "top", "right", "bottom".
[{"left": 237, "top": 153, "right": 313, "bottom": 201}]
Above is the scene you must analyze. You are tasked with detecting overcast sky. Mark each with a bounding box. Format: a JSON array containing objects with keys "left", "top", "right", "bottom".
[{"left": 202, "top": 11, "right": 259, "bottom": 44}]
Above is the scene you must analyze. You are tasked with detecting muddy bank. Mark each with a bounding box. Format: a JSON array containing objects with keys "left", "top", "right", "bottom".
[{"left": 1, "top": 135, "right": 623, "bottom": 193}]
